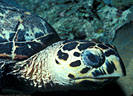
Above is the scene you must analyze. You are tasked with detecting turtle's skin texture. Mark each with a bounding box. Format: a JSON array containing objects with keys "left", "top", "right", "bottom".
[
  {"left": 1, "top": 40, "right": 126, "bottom": 93},
  {"left": 0, "top": 0, "right": 126, "bottom": 94}
]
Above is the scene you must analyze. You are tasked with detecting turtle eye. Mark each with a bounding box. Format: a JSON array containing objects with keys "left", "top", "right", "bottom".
[{"left": 81, "top": 50, "right": 102, "bottom": 68}]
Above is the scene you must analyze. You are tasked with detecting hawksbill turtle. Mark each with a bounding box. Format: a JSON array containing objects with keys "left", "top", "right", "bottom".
[{"left": 0, "top": 0, "right": 126, "bottom": 93}]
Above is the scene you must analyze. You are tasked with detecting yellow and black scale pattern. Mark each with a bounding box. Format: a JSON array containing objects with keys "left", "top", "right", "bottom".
[
  {"left": 53, "top": 40, "right": 126, "bottom": 84},
  {"left": 12, "top": 40, "right": 125, "bottom": 90},
  {"left": 0, "top": 0, "right": 126, "bottom": 92}
]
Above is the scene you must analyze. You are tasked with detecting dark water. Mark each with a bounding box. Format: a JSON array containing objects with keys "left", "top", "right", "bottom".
[
  {"left": 113, "top": 22, "right": 133, "bottom": 96},
  {"left": 0, "top": 82, "right": 126, "bottom": 96}
]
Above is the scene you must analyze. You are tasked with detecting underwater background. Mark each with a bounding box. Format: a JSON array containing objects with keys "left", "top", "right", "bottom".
[{"left": 0, "top": 0, "right": 133, "bottom": 96}]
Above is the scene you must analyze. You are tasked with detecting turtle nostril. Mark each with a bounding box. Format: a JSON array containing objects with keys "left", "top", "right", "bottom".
[{"left": 81, "top": 50, "right": 103, "bottom": 68}]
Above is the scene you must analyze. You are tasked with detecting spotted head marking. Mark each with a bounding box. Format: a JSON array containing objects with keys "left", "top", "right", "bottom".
[{"left": 51, "top": 40, "right": 126, "bottom": 88}]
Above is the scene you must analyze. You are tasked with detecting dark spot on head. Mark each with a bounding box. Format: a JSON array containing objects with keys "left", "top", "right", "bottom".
[
  {"left": 92, "top": 68, "right": 106, "bottom": 77},
  {"left": 97, "top": 44, "right": 108, "bottom": 49},
  {"left": 73, "top": 52, "right": 80, "bottom": 57},
  {"left": 68, "top": 74, "right": 75, "bottom": 79},
  {"left": 80, "top": 67, "right": 90, "bottom": 74},
  {"left": 57, "top": 50, "right": 69, "bottom": 60},
  {"left": 70, "top": 60, "right": 81, "bottom": 67},
  {"left": 100, "top": 54, "right": 105, "bottom": 65},
  {"left": 78, "top": 42, "right": 95, "bottom": 51},
  {"left": 104, "top": 49, "right": 117, "bottom": 57},
  {"left": 55, "top": 59, "right": 60, "bottom": 64},
  {"left": 106, "top": 61, "right": 117, "bottom": 74},
  {"left": 63, "top": 42, "right": 78, "bottom": 51}
]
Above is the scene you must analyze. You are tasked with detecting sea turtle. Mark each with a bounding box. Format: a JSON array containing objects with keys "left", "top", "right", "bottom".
[{"left": 0, "top": 0, "right": 126, "bottom": 93}]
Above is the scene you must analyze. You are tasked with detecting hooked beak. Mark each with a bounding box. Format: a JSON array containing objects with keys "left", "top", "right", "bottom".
[
  {"left": 74, "top": 55, "right": 126, "bottom": 83},
  {"left": 93, "top": 52, "right": 126, "bottom": 79}
]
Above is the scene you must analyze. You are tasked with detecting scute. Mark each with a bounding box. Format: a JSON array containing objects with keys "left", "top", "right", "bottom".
[{"left": 0, "top": 1, "right": 60, "bottom": 60}]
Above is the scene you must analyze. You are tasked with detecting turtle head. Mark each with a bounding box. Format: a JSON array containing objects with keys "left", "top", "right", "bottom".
[{"left": 51, "top": 40, "right": 126, "bottom": 89}]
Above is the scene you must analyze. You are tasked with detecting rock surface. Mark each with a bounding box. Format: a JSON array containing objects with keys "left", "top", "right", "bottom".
[{"left": 15, "top": 0, "right": 133, "bottom": 43}]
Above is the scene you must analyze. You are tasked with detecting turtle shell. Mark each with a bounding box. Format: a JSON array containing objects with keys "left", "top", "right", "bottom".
[{"left": 0, "top": 1, "right": 60, "bottom": 60}]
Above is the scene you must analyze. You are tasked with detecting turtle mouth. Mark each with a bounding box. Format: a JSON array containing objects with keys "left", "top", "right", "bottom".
[
  {"left": 69, "top": 75, "right": 119, "bottom": 87},
  {"left": 74, "top": 76, "right": 119, "bottom": 80},
  {"left": 72, "top": 74, "right": 121, "bottom": 81}
]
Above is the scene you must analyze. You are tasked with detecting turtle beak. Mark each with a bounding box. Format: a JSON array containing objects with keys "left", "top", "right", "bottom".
[
  {"left": 73, "top": 56, "right": 126, "bottom": 85},
  {"left": 72, "top": 57, "right": 126, "bottom": 90},
  {"left": 90, "top": 55, "right": 126, "bottom": 80}
]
